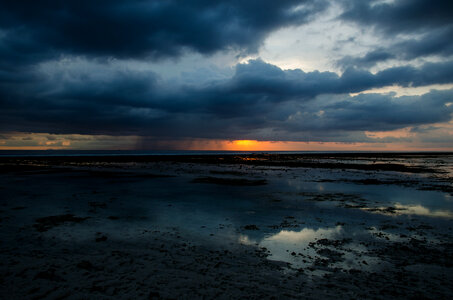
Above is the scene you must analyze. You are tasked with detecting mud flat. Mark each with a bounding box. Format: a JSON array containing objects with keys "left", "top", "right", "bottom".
[{"left": 0, "top": 153, "right": 452, "bottom": 299}]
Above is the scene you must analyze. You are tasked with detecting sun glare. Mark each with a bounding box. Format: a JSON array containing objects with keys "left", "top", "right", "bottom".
[
  {"left": 233, "top": 140, "right": 257, "bottom": 146},
  {"left": 227, "top": 140, "right": 259, "bottom": 150}
]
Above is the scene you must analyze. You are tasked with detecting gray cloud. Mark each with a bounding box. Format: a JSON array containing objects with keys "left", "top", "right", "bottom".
[
  {"left": 0, "top": 0, "right": 327, "bottom": 66},
  {"left": 340, "top": 0, "right": 453, "bottom": 34},
  {"left": 338, "top": 0, "right": 453, "bottom": 67},
  {"left": 1, "top": 59, "right": 452, "bottom": 142}
]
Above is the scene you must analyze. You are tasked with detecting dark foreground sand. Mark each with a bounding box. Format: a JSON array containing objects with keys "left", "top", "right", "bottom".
[{"left": 0, "top": 153, "right": 452, "bottom": 299}]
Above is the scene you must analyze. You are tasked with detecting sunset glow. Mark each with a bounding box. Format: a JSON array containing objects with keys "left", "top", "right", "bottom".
[
  {"left": 1, "top": 2, "right": 453, "bottom": 299},
  {"left": 1, "top": 133, "right": 452, "bottom": 152},
  {"left": 228, "top": 140, "right": 260, "bottom": 150},
  {"left": 0, "top": 1, "right": 452, "bottom": 151}
]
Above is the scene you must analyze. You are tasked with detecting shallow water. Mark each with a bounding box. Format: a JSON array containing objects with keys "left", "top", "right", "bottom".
[{"left": 1, "top": 155, "right": 452, "bottom": 275}]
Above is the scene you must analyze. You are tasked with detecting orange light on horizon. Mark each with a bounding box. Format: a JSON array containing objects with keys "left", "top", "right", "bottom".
[
  {"left": 233, "top": 140, "right": 256, "bottom": 145},
  {"left": 1, "top": 132, "right": 452, "bottom": 151},
  {"left": 232, "top": 140, "right": 258, "bottom": 147},
  {"left": 224, "top": 140, "right": 299, "bottom": 151}
]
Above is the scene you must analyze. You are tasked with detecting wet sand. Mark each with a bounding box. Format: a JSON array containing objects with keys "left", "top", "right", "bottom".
[{"left": 0, "top": 153, "right": 452, "bottom": 299}]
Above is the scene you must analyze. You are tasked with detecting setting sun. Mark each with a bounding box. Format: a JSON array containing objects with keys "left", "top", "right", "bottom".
[{"left": 233, "top": 140, "right": 257, "bottom": 146}]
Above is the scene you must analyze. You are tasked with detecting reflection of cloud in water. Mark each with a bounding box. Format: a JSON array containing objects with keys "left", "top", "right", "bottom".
[
  {"left": 244, "top": 226, "right": 343, "bottom": 268},
  {"left": 395, "top": 204, "right": 453, "bottom": 218},
  {"left": 445, "top": 194, "right": 453, "bottom": 202},
  {"left": 363, "top": 203, "right": 453, "bottom": 218},
  {"left": 238, "top": 234, "right": 256, "bottom": 246},
  {"left": 239, "top": 226, "right": 384, "bottom": 271},
  {"left": 264, "top": 226, "right": 342, "bottom": 244}
]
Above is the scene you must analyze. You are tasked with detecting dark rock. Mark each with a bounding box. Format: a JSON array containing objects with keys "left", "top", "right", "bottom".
[{"left": 33, "top": 214, "right": 88, "bottom": 232}]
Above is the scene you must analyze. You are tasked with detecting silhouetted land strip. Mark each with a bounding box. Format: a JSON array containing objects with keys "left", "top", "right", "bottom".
[
  {"left": 1, "top": 152, "right": 450, "bottom": 173},
  {"left": 192, "top": 176, "right": 267, "bottom": 186}
]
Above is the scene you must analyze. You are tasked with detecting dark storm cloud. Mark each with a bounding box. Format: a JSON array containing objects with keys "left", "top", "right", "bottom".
[
  {"left": 337, "top": 50, "right": 395, "bottom": 69},
  {"left": 1, "top": 59, "right": 452, "bottom": 141},
  {"left": 306, "top": 90, "right": 453, "bottom": 132},
  {"left": 0, "top": 0, "right": 327, "bottom": 64},
  {"left": 219, "top": 59, "right": 453, "bottom": 100},
  {"left": 338, "top": 0, "right": 453, "bottom": 67},
  {"left": 1, "top": 1, "right": 451, "bottom": 145},
  {"left": 184, "top": 59, "right": 453, "bottom": 118},
  {"left": 340, "top": 0, "right": 453, "bottom": 34},
  {"left": 338, "top": 27, "right": 453, "bottom": 68}
]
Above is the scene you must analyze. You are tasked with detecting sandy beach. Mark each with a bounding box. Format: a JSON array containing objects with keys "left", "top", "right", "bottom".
[{"left": 0, "top": 153, "right": 452, "bottom": 299}]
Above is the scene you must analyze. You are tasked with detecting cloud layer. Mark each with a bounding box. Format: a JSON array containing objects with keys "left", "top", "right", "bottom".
[
  {"left": 338, "top": 0, "right": 453, "bottom": 68},
  {"left": 1, "top": 58, "right": 452, "bottom": 142},
  {"left": 0, "top": 1, "right": 452, "bottom": 148},
  {"left": 0, "top": 0, "right": 327, "bottom": 65}
]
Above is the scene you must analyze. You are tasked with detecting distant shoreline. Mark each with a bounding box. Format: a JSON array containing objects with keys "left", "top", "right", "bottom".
[
  {"left": 1, "top": 152, "right": 451, "bottom": 174},
  {"left": 0, "top": 149, "right": 452, "bottom": 158}
]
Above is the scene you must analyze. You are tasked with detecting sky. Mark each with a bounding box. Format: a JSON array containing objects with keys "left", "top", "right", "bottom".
[{"left": 1, "top": 0, "right": 453, "bottom": 151}]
